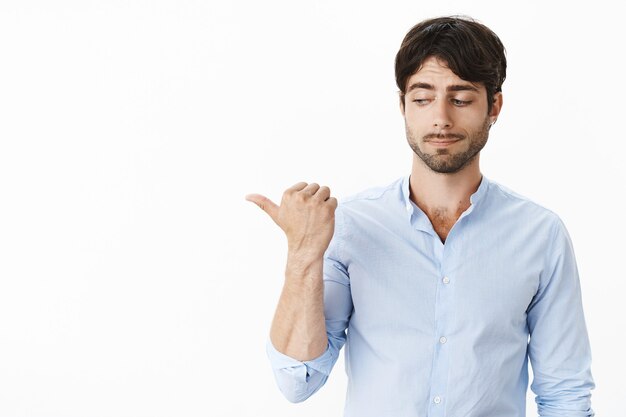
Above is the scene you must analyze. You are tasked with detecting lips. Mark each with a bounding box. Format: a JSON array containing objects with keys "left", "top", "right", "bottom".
[
  {"left": 428, "top": 140, "right": 459, "bottom": 146},
  {"left": 425, "top": 133, "right": 464, "bottom": 142}
]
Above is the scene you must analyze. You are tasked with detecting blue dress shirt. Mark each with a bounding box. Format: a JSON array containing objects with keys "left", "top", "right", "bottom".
[{"left": 266, "top": 174, "right": 594, "bottom": 417}]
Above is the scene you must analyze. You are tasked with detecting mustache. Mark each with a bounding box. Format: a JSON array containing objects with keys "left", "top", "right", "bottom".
[{"left": 423, "top": 133, "right": 465, "bottom": 141}]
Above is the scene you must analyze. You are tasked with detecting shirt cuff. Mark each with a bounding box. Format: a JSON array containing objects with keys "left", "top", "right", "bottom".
[{"left": 266, "top": 337, "right": 336, "bottom": 376}]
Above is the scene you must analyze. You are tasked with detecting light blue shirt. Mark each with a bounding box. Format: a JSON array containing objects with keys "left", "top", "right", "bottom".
[{"left": 266, "top": 174, "right": 594, "bottom": 417}]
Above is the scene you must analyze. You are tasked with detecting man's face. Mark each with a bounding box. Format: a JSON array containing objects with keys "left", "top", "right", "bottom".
[{"left": 400, "top": 56, "right": 502, "bottom": 174}]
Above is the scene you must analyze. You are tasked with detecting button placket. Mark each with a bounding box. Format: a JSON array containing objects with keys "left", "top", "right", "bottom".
[
  {"left": 429, "top": 240, "right": 453, "bottom": 416},
  {"left": 429, "top": 268, "right": 452, "bottom": 416}
]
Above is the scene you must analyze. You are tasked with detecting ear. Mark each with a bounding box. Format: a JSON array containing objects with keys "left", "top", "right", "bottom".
[
  {"left": 489, "top": 92, "right": 503, "bottom": 121},
  {"left": 399, "top": 91, "right": 405, "bottom": 116}
]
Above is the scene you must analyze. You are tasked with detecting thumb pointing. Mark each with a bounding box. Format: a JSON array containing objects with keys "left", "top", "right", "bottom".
[{"left": 245, "top": 193, "right": 279, "bottom": 223}]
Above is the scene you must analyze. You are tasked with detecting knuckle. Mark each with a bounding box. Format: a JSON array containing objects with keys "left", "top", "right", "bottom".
[{"left": 287, "top": 182, "right": 306, "bottom": 194}]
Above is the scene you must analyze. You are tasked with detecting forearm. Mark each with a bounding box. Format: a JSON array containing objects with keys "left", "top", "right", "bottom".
[{"left": 270, "top": 252, "right": 328, "bottom": 361}]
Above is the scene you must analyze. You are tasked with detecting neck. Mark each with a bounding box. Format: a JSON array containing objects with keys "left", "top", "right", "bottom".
[{"left": 409, "top": 154, "right": 483, "bottom": 218}]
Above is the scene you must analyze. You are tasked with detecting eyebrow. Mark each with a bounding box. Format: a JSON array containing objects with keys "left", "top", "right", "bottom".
[{"left": 407, "top": 82, "right": 480, "bottom": 93}]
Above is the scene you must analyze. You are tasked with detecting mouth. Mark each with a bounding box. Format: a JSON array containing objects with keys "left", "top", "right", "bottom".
[{"left": 427, "top": 140, "right": 460, "bottom": 147}]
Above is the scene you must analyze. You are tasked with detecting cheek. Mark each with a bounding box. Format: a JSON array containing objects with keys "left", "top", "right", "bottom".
[
  {"left": 405, "top": 114, "right": 427, "bottom": 128},
  {"left": 455, "top": 111, "right": 488, "bottom": 129},
  {"left": 405, "top": 120, "right": 426, "bottom": 138}
]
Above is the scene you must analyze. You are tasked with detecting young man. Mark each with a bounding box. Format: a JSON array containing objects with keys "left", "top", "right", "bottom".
[{"left": 246, "top": 16, "right": 594, "bottom": 417}]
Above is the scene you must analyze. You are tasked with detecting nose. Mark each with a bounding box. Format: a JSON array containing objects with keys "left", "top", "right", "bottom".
[{"left": 432, "top": 99, "right": 453, "bottom": 129}]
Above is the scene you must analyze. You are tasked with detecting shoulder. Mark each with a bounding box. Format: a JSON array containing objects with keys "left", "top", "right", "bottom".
[
  {"left": 479, "top": 178, "right": 569, "bottom": 252},
  {"left": 332, "top": 176, "right": 406, "bottom": 232},
  {"left": 340, "top": 176, "right": 404, "bottom": 205},
  {"left": 336, "top": 176, "right": 405, "bottom": 217},
  {"left": 486, "top": 178, "right": 562, "bottom": 225}
]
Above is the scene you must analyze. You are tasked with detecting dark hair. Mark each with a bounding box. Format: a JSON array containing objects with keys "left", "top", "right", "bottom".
[{"left": 395, "top": 15, "right": 506, "bottom": 113}]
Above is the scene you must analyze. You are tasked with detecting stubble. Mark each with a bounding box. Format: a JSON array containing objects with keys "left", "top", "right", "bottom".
[{"left": 405, "top": 117, "right": 491, "bottom": 174}]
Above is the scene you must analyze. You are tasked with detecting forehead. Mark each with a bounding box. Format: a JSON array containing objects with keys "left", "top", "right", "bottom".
[{"left": 406, "top": 56, "right": 483, "bottom": 92}]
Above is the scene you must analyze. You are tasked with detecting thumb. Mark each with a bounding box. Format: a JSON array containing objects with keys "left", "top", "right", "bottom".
[{"left": 245, "top": 193, "right": 280, "bottom": 223}]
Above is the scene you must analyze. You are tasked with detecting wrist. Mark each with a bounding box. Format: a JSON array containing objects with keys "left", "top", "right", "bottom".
[
  {"left": 286, "top": 251, "right": 323, "bottom": 274},
  {"left": 287, "top": 244, "right": 324, "bottom": 261}
]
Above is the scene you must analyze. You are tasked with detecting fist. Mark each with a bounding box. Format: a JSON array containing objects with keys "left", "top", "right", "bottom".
[{"left": 246, "top": 182, "right": 338, "bottom": 259}]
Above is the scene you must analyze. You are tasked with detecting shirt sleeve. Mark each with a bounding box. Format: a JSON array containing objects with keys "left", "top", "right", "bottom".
[
  {"left": 266, "top": 205, "right": 353, "bottom": 403},
  {"left": 526, "top": 216, "right": 595, "bottom": 416}
]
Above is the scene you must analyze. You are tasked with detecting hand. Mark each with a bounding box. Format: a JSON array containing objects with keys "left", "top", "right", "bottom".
[{"left": 246, "top": 182, "right": 338, "bottom": 260}]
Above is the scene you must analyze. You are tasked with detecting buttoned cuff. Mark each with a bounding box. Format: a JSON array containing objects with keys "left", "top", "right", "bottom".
[{"left": 266, "top": 337, "right": 336, "bottom": 378}]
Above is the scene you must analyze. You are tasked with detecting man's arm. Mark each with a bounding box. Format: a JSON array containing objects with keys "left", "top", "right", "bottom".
[
  {"left": 265, "top": 241, "right": 352, "bottom": 403},
  {"left": 270, "top": 254, "right": 328, "bottom": 361},
  {"left": 526, "top": 216, "right": 595, "bottom": 416},
  {"left": 247, "top": 182, "right": 350, "bottom": 402}
]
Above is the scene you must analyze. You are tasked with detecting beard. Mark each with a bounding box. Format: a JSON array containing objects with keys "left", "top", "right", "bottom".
[{"left": 405, "top": 116, "right": 491, "bottom": 174}]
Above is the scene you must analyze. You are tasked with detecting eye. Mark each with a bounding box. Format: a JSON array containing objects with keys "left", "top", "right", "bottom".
[
  {"left": 412, "top": 99, "right": 430, "bottom": 105},
  {"left": 451, "top": 99, "right": 472, "bottom": 106}
]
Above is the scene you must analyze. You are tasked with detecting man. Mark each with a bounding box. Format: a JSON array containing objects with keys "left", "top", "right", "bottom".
[{"left": 246, "top": 15, "right": 594, "bottom": 417}]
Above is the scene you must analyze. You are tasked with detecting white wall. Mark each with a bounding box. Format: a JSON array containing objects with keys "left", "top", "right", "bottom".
[{"left": 0, "top": 1, "right": 622, "bottom": 416}]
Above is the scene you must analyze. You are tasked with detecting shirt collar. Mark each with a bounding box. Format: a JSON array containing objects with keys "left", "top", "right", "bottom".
[{"left": 401, "top": 173, "right": 490, "bottom": 230}]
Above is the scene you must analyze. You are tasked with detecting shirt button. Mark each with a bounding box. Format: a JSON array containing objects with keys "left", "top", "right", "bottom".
[
  {"left": 439, "top": 336, "right": 447, "bottom": 344},
  {"left": 442, "top": 276, "right": 450, "bottom": 284},
  {"left": 433, "top": 395, "right": 441, "bottom": 404}
]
